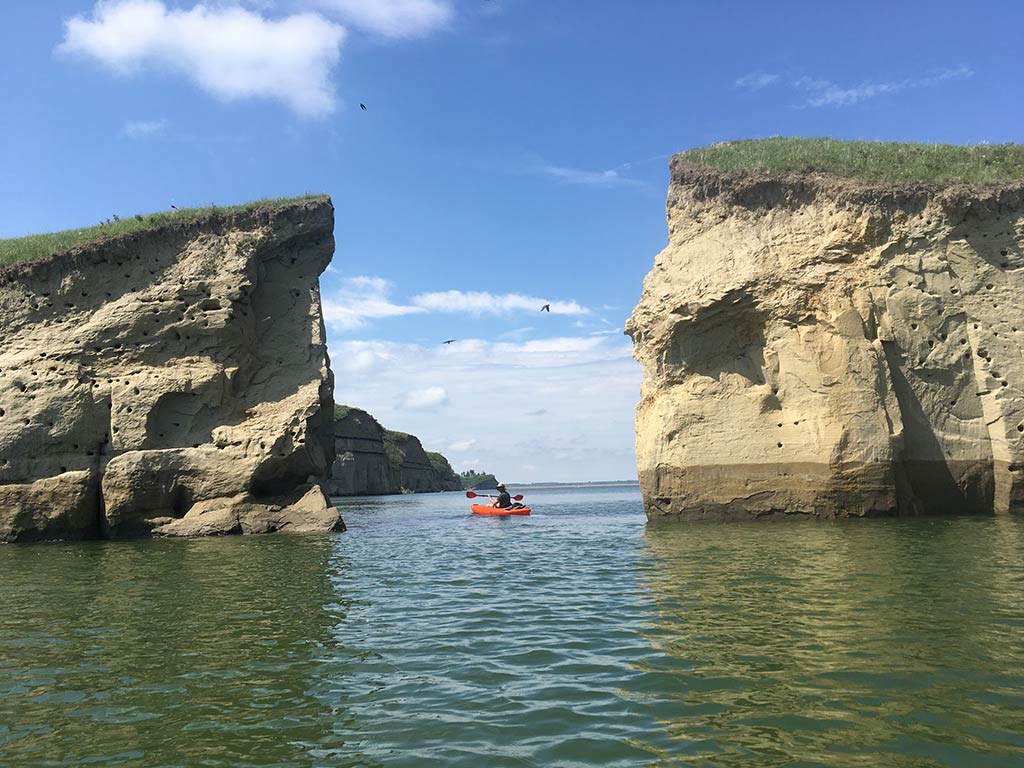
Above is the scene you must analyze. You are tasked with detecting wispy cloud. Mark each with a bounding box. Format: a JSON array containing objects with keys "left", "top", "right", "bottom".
[
  {"left": 322, "top": 277, "right": 591, "bottom": 331},
  {"left": 308, "top": 0, "right": 453, "bottom": 38},
  {"left": 795, "top": 65, "right": 973, "bottom": 107},
  {"left": 734, "top": 71, "right": 780, "bottom": 89},
  {"left": 412, "top": 290, "right": 589, "bottom": 316},
  {"left": 322, "top": 276, "right": 425, "bottom": 330},
  {"left": 59, "top": 0, "right": 346, "bottom": 117},
  {"left": 122, "top": 118, "right": 166, "bottom": 138},
  {"left": 541, "top": 163, "right": 643, "bottom": 188}
]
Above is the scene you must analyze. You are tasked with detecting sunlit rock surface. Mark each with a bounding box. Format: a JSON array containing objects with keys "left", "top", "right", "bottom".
[
  {"left": 0, "top": 199, "right": 341, "bottom": 541},
  {"left": 627, "top": 158, "right": 1024, "bottom": 520}
]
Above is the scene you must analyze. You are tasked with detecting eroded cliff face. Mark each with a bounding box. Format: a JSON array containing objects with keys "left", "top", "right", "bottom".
[
  {"left": 326, "top": 410, "right": 463, "bottom": 496},
  {"left": 388, "top": 432, "right": 462, "bottom": 493},
  {"left": 328, "top": 408, "right": 396, "bottom": 495},
  {"left": 627, "top": 158, "right": 1024, "bottom": 521},
  {"left": 0, "top": 199, "right": 342, "bottom": 541}
]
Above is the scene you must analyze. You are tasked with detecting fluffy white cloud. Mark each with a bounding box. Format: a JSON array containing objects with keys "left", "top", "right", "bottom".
[
  {"left": 58, "top": 0, "right": 346, "bottom": 117},
  {"left": 309, "top": 0, "right": 452, "bottom": 38},
  {"left": 401, "top": 385, "right": 449, "bottom": 410},
  {"left": 412, "top": 290, "right": 589, "bottom": 316},
  {"left": 322, "top": 276, "right": 425, "bottom": 330},
  {"left": 332, "top": 335, "right": 641, "bottom": 482}
]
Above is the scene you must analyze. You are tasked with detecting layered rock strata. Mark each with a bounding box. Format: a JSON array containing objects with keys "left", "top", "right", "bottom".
[
  {"left": 387, "top": 431, "right": 462, "bottom": 493},
  {"left": 326, "top": 410, "right": 463, "bottom": 495},
  {"left": 0, "top": 199, "right": 342, "bottom": 541},
  {"left": 627, "top": 157, "right": 1024, "bottom": 520},
  {"left": 328, "top": 408, "right": 396, "bottom": 495}
]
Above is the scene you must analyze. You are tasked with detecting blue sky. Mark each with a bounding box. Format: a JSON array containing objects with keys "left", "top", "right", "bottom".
[{"left": 3, "top": 0, "right": 1022, "bottom": 482}]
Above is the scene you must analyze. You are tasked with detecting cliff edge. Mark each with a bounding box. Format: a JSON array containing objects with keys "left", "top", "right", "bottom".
[
  {"left": 0, "top": 198, "right": 342, "bottom": 541},
  {"left": 627, "top": 140, "right": 1024, "bottom": 520}
]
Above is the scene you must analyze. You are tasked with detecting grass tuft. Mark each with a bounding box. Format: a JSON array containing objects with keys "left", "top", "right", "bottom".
[
  {"left": 0, "top": 195, "right": 327, "bottom": 268},
  {"left": 682, "top": 138, "right": 1024, "bottom": 184}
]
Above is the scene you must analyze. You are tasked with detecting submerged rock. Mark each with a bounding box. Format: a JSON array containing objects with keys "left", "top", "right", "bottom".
[
  {"left": 0, "top": 199, "right": 342, "bottom": 541},
  {"left": 627, "top": 156, "right": 1024, "bottom": 520}
]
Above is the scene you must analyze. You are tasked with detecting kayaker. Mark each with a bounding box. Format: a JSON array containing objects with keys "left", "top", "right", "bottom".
[
  {"left": 490, "top": 483, "right": 525, "bottom": 510},
  {"left": 491, "top": 483, "right": 512, "bottom": 508}
]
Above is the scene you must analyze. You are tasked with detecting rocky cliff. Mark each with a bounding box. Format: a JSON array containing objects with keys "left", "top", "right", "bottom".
[
  {"left": 386, "top": 431, "right": 462, "bottom": 492},
  {"left": 627, "top": 154, "right": 1024, "bottom": 520},
  {"left": 326, "top": 409, "right": 462, "bottom": 495},
  {"left": 328, "top": 407, "right": 396, "bottom": 495},
  {"left": 0, "top": 198, "right": 342, "bottom": 541}
]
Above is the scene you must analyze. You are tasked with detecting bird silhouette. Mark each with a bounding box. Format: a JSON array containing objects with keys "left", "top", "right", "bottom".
[
  {"left": 360, "top": 103, "right": 367, "bottom": 111},
  {"left": 443, "top": 339, "right": 456, "bottom": 345},
  {"left": 170, "top": 204, "right": 178, "bottom": 210},
  {"left": 541, "top": 304, "right": 550, "bottom": 312}
]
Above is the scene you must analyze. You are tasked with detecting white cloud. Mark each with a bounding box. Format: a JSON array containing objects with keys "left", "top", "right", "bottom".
[
  {"left": 331, "top": 335, "right": 641, "bottom": 483},
  {"left": 321, "top": 275, "right": 594, "bottom": 333},
  {"left": 413, "top": 290, "right": 589, "bottom": 316},
  {"left": 735, "top": 71, "right": 779, "bottom": 89},
  {"left": 122, "top": 118, "right": 167, "bottom": 138},
  {"left": 794, "top": 65, "right": 973, "bottom": 107},
  {"left": 541, "top": 163, "right": 643, "bottom": 188},
  {"left": 309, "top": 0, "right": 452, "bottom": 37},
  {"left": 322, "top": 275, "right": 425, "bottom": 330},
  {"left": 58, "top": 1, "right": 345, "bottom": 117},
  {"left": 401, "top": 385, "right": 449, "bottom": 410}
]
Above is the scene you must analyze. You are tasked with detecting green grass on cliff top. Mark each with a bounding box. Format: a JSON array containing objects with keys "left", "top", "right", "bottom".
[
  {"left": 683, "top": 138, "right": 1024, "bottom": 184},
  {"left": 0, "top": 195, "right": 327, "bottom": 267}
]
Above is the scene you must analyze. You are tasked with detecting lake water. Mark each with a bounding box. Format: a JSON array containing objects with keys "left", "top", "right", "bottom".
[{"left": 1, "top": 487, "right": 1023, "bottom": 767}]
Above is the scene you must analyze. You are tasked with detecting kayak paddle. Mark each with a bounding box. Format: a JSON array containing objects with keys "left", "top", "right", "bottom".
[{"left": 465, "top": 491, "right": 524, "bottom": 501}]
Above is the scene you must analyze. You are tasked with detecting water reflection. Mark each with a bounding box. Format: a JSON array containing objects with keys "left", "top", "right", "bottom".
[
  {"left": 637, "top": 518, "right": 1024, "bottom": 767},
  {"left": 0, "top": 534, "right": 373, "bottom": 768}
]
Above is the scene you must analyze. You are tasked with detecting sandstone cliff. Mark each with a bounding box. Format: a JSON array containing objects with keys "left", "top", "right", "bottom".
[
  {"left": 627, "top": 154, "right": 1024, "bottom": 520},
  {"left": 0, "top": 199, "right": 342, "bottom": 541}
]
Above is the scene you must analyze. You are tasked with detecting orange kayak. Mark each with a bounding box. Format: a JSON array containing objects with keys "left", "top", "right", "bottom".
[{"left": 470, "top": 504, "right": 531, "bottom": 516}]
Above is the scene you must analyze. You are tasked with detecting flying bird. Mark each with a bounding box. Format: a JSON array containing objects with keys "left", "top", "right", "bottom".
[
  {"left": 170, "top": 204, "right": 178, "bottom": 210},
  {"left": 541, "top": 304, "right": 550, "bottom": 312},
  {"left": 443, "top": 339, "right": 456, "bottom": 345},
  {"left": 360, "top": 103, "right": 367, "bottom": 111}
]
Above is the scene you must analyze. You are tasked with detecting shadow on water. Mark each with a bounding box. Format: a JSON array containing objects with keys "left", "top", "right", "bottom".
[
  {"left": 0, "top": 534, "right": 377, "bottom": 768},
  {"left": 635, "top": 517, "right": 1024, "bottom": 767}
]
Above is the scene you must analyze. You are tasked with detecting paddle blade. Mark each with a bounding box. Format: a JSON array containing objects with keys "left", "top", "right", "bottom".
[
  {"left": 465, "top": 491, "right": 478, "bottom": 498},
  {"left": 513, "top": 494, "right": 524, "bottom": 501}
]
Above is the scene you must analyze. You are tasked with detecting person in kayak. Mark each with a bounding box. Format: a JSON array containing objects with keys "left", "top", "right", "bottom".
[
  {"left": 491, "top": 483, "right": 512, "bottom": 508},
  {"left": 491, "top": 483, "right": 525, "bottom": 510}
]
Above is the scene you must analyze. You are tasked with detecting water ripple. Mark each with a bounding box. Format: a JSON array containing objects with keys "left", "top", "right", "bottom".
[{"left": 1, "top": 490, "right": 1023, "bottom": 766}]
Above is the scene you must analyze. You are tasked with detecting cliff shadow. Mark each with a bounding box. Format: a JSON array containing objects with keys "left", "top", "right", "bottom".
[{"left": 882, "top": 341, "right": 993, "bottom": 514}]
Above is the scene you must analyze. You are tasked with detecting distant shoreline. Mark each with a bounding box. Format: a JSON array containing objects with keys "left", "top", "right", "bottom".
[{"left": 506, "top": 481, "right": 640, "bottom": 491}]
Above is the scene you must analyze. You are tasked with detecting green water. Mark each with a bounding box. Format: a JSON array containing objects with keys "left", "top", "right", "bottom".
[{"left": 1, "top": 488, "right": 1023, "bottom": 767}]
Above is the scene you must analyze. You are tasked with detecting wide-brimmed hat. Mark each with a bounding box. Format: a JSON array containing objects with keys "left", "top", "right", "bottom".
[{"left": 496, "top": 482, "right": 506, "bottom": 489}]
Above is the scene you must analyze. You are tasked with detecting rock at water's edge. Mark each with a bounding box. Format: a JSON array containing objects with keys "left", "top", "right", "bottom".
[
  {"left": 627, "top": 158, "right": 1024, "bottom": 520},
  {"left": 0, "top": 199, "right": 342, "bottom": 541}
]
